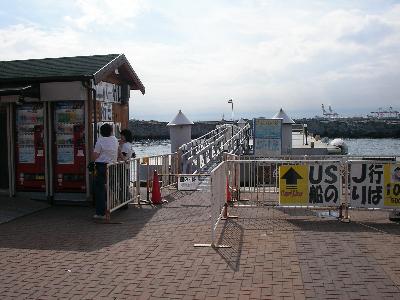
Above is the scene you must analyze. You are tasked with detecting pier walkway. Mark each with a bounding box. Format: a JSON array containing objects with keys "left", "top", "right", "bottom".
[{"left": 1, "top": 187, "right": 400, "bottom": 299}]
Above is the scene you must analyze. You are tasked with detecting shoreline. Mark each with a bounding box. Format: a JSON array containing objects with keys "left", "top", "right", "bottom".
[{"left": 129, "top": 118, "right": 400, "bottom": 140}]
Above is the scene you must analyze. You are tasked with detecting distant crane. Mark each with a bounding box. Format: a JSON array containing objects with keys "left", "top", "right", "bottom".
[
  {"left": 370, "top": 107, "right": 399, "bottom": 119},
  {"left": 321, "top": 104, "right": 339, "bottom": 118}
]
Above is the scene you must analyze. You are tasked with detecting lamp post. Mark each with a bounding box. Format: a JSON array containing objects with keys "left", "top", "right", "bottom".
[
  {"left": 227, "top": 99, "right": 234, "bottom": 138},
  {"left": 228, "top": 99, "right": 234, "bottom": 122}
]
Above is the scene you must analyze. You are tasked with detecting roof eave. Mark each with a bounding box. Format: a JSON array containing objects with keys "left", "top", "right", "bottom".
[
  {"left": 0, "top": 75, "right": 92, "bottom": 85},
  {"left": 93, "top": 54, "right": 145, "bottom": 95}
]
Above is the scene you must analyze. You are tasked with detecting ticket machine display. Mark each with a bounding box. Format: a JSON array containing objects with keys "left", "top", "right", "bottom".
[
  {"left": 15, "top": 103, "right": 45, "bottom": 191},
  {"left": 54, "top": 101, "right": 86, "bottom": 192}
]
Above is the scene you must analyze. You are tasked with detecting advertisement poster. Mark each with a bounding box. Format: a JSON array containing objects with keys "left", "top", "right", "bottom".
[
  {"left": 19, "top": 146, "right": 35, "bottom": 164},
  {"left": 57, "top": 146, "right": 74, "bottom": 164},
  {"left": 55, "top": 102, "right": 84, "bottom": 123}
]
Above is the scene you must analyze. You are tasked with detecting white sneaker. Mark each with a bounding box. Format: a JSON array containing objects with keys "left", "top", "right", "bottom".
[{"left": 93, "top": 214, "right": 106, "bottom": 220}]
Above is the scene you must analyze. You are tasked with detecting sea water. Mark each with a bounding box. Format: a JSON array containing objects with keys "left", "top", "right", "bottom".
[
  {"left": 133, "top": 138, "right": 400, "bottom": 157},
  {"left": 132, "top": 140, "right": 172, "bottom": 158},
  {"left": 344, "top": 138, "right": 400, "bottom": 156}
]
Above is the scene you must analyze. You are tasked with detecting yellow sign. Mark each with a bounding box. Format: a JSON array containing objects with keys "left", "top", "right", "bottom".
[
  {"left": 384, "top": 164, "right": 400, "bottom": 207},
  {"left": 279, "top": 165, "right": 308, "bottom": 205}
]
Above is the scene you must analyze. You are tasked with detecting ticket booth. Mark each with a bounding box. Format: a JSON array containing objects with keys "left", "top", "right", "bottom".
[{"left": 0, "top": 54, "right": 145, "bottom": 203}]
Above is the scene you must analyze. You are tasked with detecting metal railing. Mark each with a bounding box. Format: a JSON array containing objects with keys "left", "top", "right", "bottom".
[
  {"left": 225, "top": 159, "right": 346, "bottom": 207},
  {"left": 179, "top": 124, "right": 251, "bottom": 173},
  {"left": 205, "top": 156, "right": 400, "bottom": 245},
  {"left": 105, "top": 153, "right": 179, "bottom": 221},
  {"left": 179, "top": 125, "right": 231, "bottom": 174},
  {"left": 210, "top": 161, "right": 227, "bottom": 246},
  {"left": 178, "top": 124, "right": 231, "bottom": 154}
]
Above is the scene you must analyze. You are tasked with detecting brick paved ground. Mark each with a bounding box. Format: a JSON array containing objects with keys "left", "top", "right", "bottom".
[
  {"left": 0, "top": 195, "right": 49, "bottom": 224},
  {"left": 1, "top": 189, "right": 400, "bottom": 299}
]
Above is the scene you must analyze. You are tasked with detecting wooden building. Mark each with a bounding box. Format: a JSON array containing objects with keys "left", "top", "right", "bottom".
[{"left": 0, "top": 54, "right": 145, "bottom": 203}]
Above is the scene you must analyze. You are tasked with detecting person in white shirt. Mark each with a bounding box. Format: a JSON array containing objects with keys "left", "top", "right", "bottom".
[
  {"left": 92, "top": 123, "right": 119, "bottom": 219},
  {"left": 118, "top": 129, "right": 135, "bottom": 205}
]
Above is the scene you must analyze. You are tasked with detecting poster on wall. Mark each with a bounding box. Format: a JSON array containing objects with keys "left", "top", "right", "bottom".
[
  {"left": 101, "top": 102, "right": 113, "bottom": 121},
  {"left": 95, "top": 82, "right": 121, "bottom": 102},
  {"left": 253, "top": 118, "right": 282, "bottom": 156},
  {"left": 95, "top": 122, "right": 121, "bottom": 139}
]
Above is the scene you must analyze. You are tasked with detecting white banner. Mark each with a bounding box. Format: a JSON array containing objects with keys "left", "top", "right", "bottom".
[
  {"left": 178, "top": 176, "right": 200, "bottom": 191},
  {"left": 350, "top": 162, "right": 384, "bottom": 208},
  {"left": 350, "top": 162, "right": 400, "bottom": 209}
]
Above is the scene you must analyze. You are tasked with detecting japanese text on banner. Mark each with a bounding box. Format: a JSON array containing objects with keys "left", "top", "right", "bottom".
[
  {"left": 349, "top": 163, "right": 400, "bottom": 208},
  {"left": 279, "top": 163, "right": 340, "bottom": 206}
]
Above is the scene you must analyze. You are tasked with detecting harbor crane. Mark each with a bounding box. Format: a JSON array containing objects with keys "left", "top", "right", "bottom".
[
  {"left": 370, "top": 107, "right": 399, "bottom": 119},
  {"left": 321, "top": 104, "right": 339, "bottom": 118}
]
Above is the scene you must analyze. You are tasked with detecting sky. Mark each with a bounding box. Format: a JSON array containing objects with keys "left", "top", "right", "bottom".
[{"left": 1, "top": 0, "right": 400, "bottom": 121}]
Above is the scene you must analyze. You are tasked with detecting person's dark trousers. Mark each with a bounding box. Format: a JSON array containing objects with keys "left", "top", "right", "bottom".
[{"left": 94, "top": 163, "right": 107, "bottom": 216}]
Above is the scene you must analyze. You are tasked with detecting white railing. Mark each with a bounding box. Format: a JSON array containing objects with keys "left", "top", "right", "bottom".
[
  {"left": 207, "top": 157, "right": 400, "bottom": 245},
  {"left": 179, "top": 124, "right": 230, "bottom": 154},
  {"left": 210, "top": 161, "right": 227, "bottom": 246},
  {"left": 180, "top": 124, "right": 251, "bottom": 173},
  {"left": 221, "top": 124, "right": 250, "bottom": 155},
  {"left": 105, "top": 153, "right": 179, "bottom": 221},
  {"left": 225, "top": 159, "right": 345, "bottom": 207},
  {"left": 179, "top": 125, "right": 231, "bottom": 174}
]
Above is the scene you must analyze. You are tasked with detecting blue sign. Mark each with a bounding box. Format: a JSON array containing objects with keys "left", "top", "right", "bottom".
[{"left": 253, "top": 118, "right": 282, "bottom": 156}]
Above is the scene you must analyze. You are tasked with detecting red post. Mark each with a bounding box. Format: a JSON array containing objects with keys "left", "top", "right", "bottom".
[{"left": 226, "top": 176, "right": 232, "bottom": 203}]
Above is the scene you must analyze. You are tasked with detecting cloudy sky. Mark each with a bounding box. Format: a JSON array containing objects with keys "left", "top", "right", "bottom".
[{"left": 1, "top": 0, "right": 400, "bottom": 121}]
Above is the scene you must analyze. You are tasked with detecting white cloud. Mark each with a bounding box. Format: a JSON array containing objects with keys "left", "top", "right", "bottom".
[
  {"left": 64, "top": 0, "right": 148, "bottom": 30},
  {"left": 1, "top": 1, "right": 400, "bottom": 120}
]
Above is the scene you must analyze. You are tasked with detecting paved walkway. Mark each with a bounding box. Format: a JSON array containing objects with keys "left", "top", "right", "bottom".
[
  {"left": 0, "top": 195, "right": 49, "bottom": 224},
  {"left": 1, "top": 189, "right": 400, "bottom": 299}
]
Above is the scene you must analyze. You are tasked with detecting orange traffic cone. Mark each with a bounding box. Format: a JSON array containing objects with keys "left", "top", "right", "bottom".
[
  {"left": 151, "top": 170, "right": 162, "bottom": 204},
  {"left": 226, "top": 176, "right": 232, "bottom": 203},
  {"left": 222, "top": 203, "right": 228, "bottom": 219}
]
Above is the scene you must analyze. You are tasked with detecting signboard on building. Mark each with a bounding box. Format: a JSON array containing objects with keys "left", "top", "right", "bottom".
[
  {"left": 94, "top": 122, "right": 121, "bottom": 139},
  {"left": 350, "top": 162, "right": 400, "bottom": 209},
  {"left": 279, "top": 163, "right": 340, "bottom": 206},
  {"left": 101, "top": 102, "right": 113, "bottom": 121},
  {"left": 95, "top": 81, "right": 121, "bottom": 103},
  {"left": 253, "top": 118, "right": 282, "bottom": 156}
]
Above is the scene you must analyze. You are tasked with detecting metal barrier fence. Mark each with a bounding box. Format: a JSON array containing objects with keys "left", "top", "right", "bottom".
[
  {"left": 210, "top": 161, "right": 227, "bottom": 246},
  {"left": 205, "top": 157, "right": 400, "bottom": 246},
  {"left": 225, "top": 159, "right": 347, "bottom": 207},
  {"left": 105, "top": 153, "right": 179, "bottom": 221}
]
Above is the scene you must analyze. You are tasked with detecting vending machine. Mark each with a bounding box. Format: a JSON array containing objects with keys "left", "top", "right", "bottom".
[
  {"left": 15, "top": 103, "right": 46, "bottom": 191},
  {"left": 53, "top": 101, "right": 86, "bottom": 192}
]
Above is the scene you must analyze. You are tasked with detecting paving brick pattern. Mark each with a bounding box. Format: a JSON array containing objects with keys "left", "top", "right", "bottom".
[{"left": 1, "top": 189, "right": 400, "bottom": 299}]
